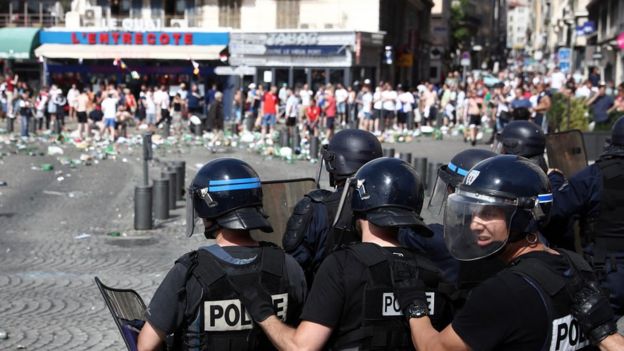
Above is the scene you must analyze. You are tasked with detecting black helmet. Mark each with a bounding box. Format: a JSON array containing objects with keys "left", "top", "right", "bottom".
[
  {"left": 610, "top": 116, "right": 624, "bottom": 146},
  {"left": 321, "top": 129, "right": 382, "bottom": 186},
  {"left": 501, "top": 120, "right": 545, "bottom": 158},
  {"left": 351, "top": 157, "right": 432, "bottom": 236},
  {"left": 185, "top": 158, "right": 272, "bottom": 237},
  {"left": 444, "top": 155, "right": 552, "bottom": 261},
  {"left": 428, "top": 149, "right": 497, "bottom": 215}
]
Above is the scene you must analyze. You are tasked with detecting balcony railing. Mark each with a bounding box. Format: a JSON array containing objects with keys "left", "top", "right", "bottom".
[{"left": 0, "top": 12, "right": 64, "bottom": 27}]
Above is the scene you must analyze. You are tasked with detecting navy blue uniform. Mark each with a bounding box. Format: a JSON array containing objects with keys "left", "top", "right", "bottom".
[
  {"left": 399, "top": 224, "right": 459, "bottom": 285},
  {"left": 549, "top": 161, "right": 624, "bottom": 318}
]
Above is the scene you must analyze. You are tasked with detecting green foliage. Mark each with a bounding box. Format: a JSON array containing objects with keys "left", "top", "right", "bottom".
[
  {"left": 450, "top": 0, "right": 471, "bottom": 49},
  {"left": 549, "top": 93, "right": 589, "bottom": 132}
]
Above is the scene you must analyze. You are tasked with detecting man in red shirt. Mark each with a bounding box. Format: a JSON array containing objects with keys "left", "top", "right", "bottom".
[
  {"left": 324, "top": 89, "right": 336, "bottom": 139},
  {"left": 5, "top": 73, "right": 18, "bottom": 117},
  {"left": 261, "top": 85, "right": 278, "bottom": 142}
]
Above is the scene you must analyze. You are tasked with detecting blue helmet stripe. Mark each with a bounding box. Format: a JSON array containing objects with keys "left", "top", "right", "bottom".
[
  {"left": 209, "top": 177, "right": 260, "bottom": 186},
  {"left": 448, "top": 162, "right": 469, "bottom": 176},
  {"left": 209, "top": 182, "right": 261, "bottom": 192},
  {"left": 538, "top": 193, "right": 553, "bottom": 203}
]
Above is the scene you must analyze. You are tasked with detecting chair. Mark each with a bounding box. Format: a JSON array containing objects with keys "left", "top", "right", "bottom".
[{"left": 95, "top": 276, "right": 147, "bottom": 351}]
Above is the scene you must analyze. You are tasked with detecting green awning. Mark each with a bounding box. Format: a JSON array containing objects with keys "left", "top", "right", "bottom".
[{"left": 0, "top": 28, "right": 40, "bottom": 60}]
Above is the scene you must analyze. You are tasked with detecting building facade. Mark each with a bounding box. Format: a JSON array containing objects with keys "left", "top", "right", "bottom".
[
  {"left": 506, "top": 0, "right": 531, "bottom": 51},
  {"left": 587, "top": 0, "right": 623, "bottom": 85}
]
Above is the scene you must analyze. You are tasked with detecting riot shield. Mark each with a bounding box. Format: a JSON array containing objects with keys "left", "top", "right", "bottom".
[
  {"left": 545, "top": 129, "right": 588, "bottom": 177},
  {"left": 251, "top": 178, "right": 316, "bottom": 247}
]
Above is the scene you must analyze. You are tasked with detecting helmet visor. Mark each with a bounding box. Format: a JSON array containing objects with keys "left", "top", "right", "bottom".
[
  {"left": 185, "top": 191, "right": 199, "bottom": 237},
  {"left": 443, "top": 191, "right": 517, "bottom": 261},
  {"left": 427, "top": 175, "right": 451, "bottom": 218}
]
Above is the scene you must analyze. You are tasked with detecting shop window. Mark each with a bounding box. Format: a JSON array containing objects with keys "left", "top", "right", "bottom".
[
  {"left": 311, "top": 69, "right": 327, "bottom": 91},
  {"left": 275, "top": 69, "right": 289, "bottom": 87},
  {"left": 293, "top": 69, "right": 307, "bottom": 88},
  {"left": 219, "top": 0, "right": 242, "bottom": 29},
  {"left": 329, "top": 69, "right": 344, "bottom": 86},
  {"left": 276, "top": 0, "right": 300, "bottom": 29}
]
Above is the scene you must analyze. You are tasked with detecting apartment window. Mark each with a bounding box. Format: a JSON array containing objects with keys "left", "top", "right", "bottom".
[
  {"left": 110, "top": 0, "right": 131, "bottom": 15},
  {"left": 609, "top": 0, "right": 617, "bottom": 34},
  {"left": 219, "top": 0, "right": 242, "bottom": 28},
  {"left": 276, "top": 0, "right": 300, "bottom": 29}
]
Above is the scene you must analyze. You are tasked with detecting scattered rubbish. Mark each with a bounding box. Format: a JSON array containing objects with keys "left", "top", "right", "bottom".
[
  {"left": 56, "top": 176, "right": 65, "bottom": 182},
  {"left": 74, "top": 233, "right": 91, "bottom": 240},
  {"left": 47, "top": 145, "right": 64, "bottom": 156},
  {"left": 0, "top": 181, "right": 7, "bottom": 186},
  {"left": 0, "top": 330, "right": 7, "bottom": 339},
  {"left": 41, "top": 164, "right": 54, "bottom": 171},
  {"left": 107, "top": 231, "right": 121, "bottom": 237},
  {"left": 42, "top": 190, "right": 65, "bottom": 196}
]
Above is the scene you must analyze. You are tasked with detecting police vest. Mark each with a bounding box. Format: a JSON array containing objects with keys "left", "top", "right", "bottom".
[
  {"left": 331, "top": 243, "right": 453, "bottom": 351},
  {"left": 174, "top": 245, "right": 290, "bottom": 351},
  {"left": 506, "top": 249, "right": 594, "bottom": 351},
  {"left": 586, "top": 157, "right": 624, "bottom": 263}
]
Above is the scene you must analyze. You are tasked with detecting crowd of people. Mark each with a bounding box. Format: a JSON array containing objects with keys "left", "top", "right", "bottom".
[{"left": 2, "top": 65, "right": 623, "bottom": 149}]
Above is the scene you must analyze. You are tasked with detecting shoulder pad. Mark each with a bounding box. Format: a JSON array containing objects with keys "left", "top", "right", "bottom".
[
  {"left": 174, "top": 250, "right": 198, "bottom": 268},
  {"left": 305, "top": 189, "right": 333, "bottom": 203},
  {"left": 282, "top": 197, "right": 316, "bottom": 252},
  {"left": 259, "top": 241, "right": 279, "bottom": 248},
  {"left": 557, "top": 249, "right": 593, "bottom": 273}
]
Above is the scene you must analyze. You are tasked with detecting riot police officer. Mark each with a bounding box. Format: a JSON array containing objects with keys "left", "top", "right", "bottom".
[
  {"left": 548, "top": 116, "right": 624, "bottom": 320},
  {"left": 500, "top": 120, "right": 548, "bottom": 172},
  {"left": 282, "top": 129, "right": 382, "bottom": 282},
  {"left": 137, "top": 158, "right": 306, "bottom": 351},
  {"left": 400, "top": 148, "right": 497, "bottom": 285},
  {"left": 236, "top": 158, "right": 453, "bottom": 350},
  {"left": 396, "top": 155, "right": 616, "bottom": 350}
]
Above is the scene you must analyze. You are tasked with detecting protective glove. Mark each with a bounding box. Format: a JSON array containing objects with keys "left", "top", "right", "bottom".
[
  {"left": 392, "top": 262, "right": 428, "bottom": 313},
  {"left": 229, "top": 275, "right": 276, "bottom": 323},
  {"left": 570, "top": 280, "right": 617, "bottom": 345}
]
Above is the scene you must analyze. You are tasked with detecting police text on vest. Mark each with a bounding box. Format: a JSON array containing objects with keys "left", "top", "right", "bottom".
[{"left": 204, "top": 293, "right": 288, "bottom": 331}]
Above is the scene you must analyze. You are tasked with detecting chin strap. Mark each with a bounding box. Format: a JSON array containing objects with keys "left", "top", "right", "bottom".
[{"left": 204, "top": 223, "right": 220, "bottom": 239}]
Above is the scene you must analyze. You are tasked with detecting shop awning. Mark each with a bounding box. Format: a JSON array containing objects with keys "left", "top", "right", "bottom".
[
  {"left": 35, "top": 44, "right": 225, "bottom": 60},
  {"left": 0, "top": 28, "right": 40, "bottom": 59}
]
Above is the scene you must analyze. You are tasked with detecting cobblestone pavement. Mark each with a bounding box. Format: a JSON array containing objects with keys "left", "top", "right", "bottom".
[{"left": 0, "top": 131, "right": 486, "bottom": 350}]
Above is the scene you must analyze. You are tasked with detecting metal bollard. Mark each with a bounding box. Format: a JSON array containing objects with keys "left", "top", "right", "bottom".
[
  {"left": 399, "top": 152, "right": 412, "bottom": 164},
  {"left": 310, "top": 136, "right": 320, "bottom": 159},
  {"left": 163, "top": 120, "right": 171, "bottom": 138},
  {"left": 153, "top": 178, "right": 169, "bottom": 220},
  {"left": 383, "top": 148, "right": 396, "bottom": 158},
  {"left": 194, "top": 122, "right": 202, "bottom": 136},
  {"left": 163, "top": 169, "right": 178, "bottom": 210},
  {"left": 134, "top": 185, "right": 153, "bottom": 230},
  {"left": 6, "top": 117, "right": 14, "bottom": 133},
  {"left": 279, "top": 130, "right": 290, "bottom": 147},
  {"left": 293, "top": 127, "right": 301, "bottom": 151},
  {"left": 171, "top": 160, "right": 186, "bottom": 200},
  {"left": 231, "top": 122, "right": 238, "bottom": 136},
  {"left": 413, "top": 158, "right": 428, "bottom": 190},
  {"left": 29, "top": 118, "right": 36, "bottom": 134},
  {"left": 54, "top": 119, "right": 62, "bottom": 134}
]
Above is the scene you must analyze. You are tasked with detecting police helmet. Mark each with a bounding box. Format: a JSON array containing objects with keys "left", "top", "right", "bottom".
[
  {"left": 444, "top": 155, "right": 552, "bottom": 261},
  {"left": 428, "top": 149, "right": 497, "bottom": 215},
  {"left": 501, "top": 120, "right": 545, "bottom": 158},
  {"left": 321, "top": 129, "right": 383, "bottom": 186},
  {"left": 351, "top": 157, "right": 432, "bottom": 236},
  {"left": 610, "top": 116, "right": 624, "bottom": 146},
  {"left": 185, "top": 158, "right": 272, "bottom": 237}
]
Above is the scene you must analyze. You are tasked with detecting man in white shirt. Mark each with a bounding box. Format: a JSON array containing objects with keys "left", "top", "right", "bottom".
[
  {"left": 549, "top": 67, "right": 567, "bottom": 91},
  {"left": 335, "top": 83, "right": 348, "bottom": 126},
  {"left": 381, "top": 83, "right": 397, "bottom": 131},
  {"left": 154, "top": 85, "right": 171, "bottom": 127},
  {"left": 397, "top": 85, "right": 414, "bottom": 132},
  {"left": 67, "top": 84, "right": 80, "bottom": 121},
  {"left": 359, "top": 84, "right": 373, "bottom": 131},
  {"left": 101, "top": 93, "right": 118, "bottom": 141}
]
